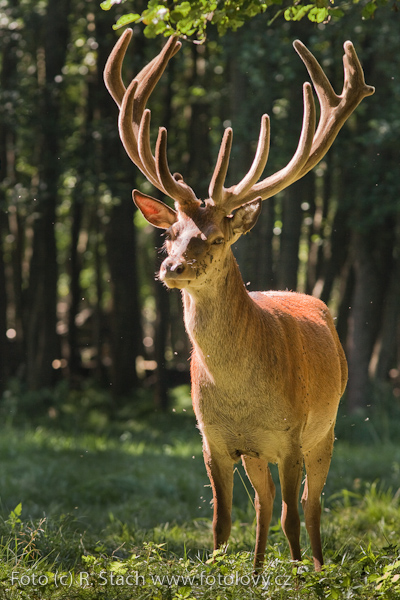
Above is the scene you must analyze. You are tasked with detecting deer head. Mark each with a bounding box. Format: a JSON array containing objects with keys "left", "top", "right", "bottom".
[{"left": 104, "top": 30, "right": 373, "bottom": 292}]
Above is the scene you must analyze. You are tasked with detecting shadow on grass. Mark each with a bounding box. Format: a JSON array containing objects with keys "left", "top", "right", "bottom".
[{"left": 1, "top": 381, "right": 400, "bottom": 573}]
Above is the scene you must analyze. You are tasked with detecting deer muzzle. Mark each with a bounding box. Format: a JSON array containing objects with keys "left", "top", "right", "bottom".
[{"left": 159, "top": 257, "right": 189, "bottom": 288}]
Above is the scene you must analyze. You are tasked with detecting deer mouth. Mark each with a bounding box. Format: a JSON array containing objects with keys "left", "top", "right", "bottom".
[{"left": 160, "top": 270, "right": 193, "bottom": 289}]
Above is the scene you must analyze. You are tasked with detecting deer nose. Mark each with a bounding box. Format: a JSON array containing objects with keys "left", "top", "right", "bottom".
[{"left": 161, "top": 257, "right": 187, "bottom": 277}]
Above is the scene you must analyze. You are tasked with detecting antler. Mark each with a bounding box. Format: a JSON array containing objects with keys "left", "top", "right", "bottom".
[
  {"left": 209, "top": 40, "right": 374, "bottom": 214},
  {"left": 104, "top": 29, "right": 200, "bottom": 208},
  {"left": 105, "top": 31, "right": 374, "bottom": 215}
]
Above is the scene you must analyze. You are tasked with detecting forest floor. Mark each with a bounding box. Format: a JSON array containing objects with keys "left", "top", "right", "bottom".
[{"left": 0, "top": 383, "right": 400, "bottom": 599}]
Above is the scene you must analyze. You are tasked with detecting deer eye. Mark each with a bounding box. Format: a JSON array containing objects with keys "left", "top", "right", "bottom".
[{"left": 211, "top": 237, "right": 224, "bottom": 246}]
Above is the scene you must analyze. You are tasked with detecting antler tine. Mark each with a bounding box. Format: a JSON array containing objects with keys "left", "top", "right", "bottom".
[
  {"left": 228, "top": 114, "right": 271, "bottom": 200},
  {"left": 104, "top": 28, "right": 132, "bottom": 107},
  {"left": 119, "top": 79, "right": 161, "bottom": 190},
  {"left": 208, "top": 128, "right": 233, "bottom": 205},
  {"left": 106, "top": 30, "right": 199, "bottom": 207},
  {"left": 129, "top": 36, "right": 181, "bottom": 138},
  {"left": 250, "top": 82, "right": 316, "bottom": 200},
  {"left": 156, "top": 128, "right": 199, "bottom": 206},
  {"left": 294, "top": 40, "right": 375, "bottom": 178},
  {"left": 208, "top": 115, "right": 271, "bottom": 208},
  {"left": 104, "top": 28, "right": 179, "bottom": 109}
]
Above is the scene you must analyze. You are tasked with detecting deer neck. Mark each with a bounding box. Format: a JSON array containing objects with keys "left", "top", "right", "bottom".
[{"left": 181, "top": 252, "right": 254, "bottom": 373}]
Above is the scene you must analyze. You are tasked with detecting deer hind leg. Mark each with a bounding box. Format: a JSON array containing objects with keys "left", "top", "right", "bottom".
[
  {"left": 203, "top": 446, "right": 234, "bottom": 552},
  {"left": 242, "top": 456, "right": 275, "bottom": 573},
  {"left": 278, "top": 449, "right": 304, "bottom": 563},
  {"left": 301, "top": 424, "right": 335, "bottom": 571}
]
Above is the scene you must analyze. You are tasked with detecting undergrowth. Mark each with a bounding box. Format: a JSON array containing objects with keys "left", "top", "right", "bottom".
[{"left": 0, "top": 497, "right": 400, "bottom": 599}]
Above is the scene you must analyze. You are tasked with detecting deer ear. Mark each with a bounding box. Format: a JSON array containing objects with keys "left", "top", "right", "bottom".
[
  {"left": 230, "top": 198, "right": 262, "bottom": 235},
  {"left": 132, "top": 190, "right": 177, "bottom": 229}
]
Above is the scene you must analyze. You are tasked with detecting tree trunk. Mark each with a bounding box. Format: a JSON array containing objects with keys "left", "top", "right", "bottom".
[
  {"left": 375, "top": 253, "right": 400, "bottom": 381},
  {"left": 278, "top": 176, "right": 312, "bottom": 291},
  {"left": 320, "top": 207, "right": 350, "bottom": 305},
  {"left": 0, "top": 4, "right": 19, "bottom": 389},
  {"left": 187, "top": 44, "right": 212, "bottom": 200},
  {"left": 346, "top": 227, "right": 393, "bottom": 411},
  {"left": 256, "top": 199, "right": 276, "bottom": 291},
  {"left": 97, "top": 15, "right": 143, "bottom": 400},
  {"left": 336, "top": 262, "right": 354, "bottom": 351},
  {"left": 105, "top": 198, "right": 141, "bottom": 397},
  {"left": 0, "top": 214, "right": 7, "bottom": 392},
  {"left": 25, "top": 0, "right": 71, "bottom": 389},
  {"left": 67, "top": 187, "right": 84, "bottom": 379},
  {"left": 306, "top": 166, "right": 327, "bottom": 297}
]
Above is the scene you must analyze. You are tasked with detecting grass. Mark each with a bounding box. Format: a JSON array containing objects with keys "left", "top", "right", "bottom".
[{"left": 0, "top": 382, "right": 400, "bottom": 598}]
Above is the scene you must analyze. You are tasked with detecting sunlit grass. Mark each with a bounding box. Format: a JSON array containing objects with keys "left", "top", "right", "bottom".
[{"left": 0, "top": 383, "right": 400, "bottom": 598}]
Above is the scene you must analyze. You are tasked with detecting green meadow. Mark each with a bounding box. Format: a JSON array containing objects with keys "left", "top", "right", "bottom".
[{"left": 0, "top": 383, "right": 400, "bottom": 599}]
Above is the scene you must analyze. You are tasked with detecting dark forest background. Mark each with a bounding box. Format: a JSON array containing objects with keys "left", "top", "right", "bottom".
[{"left": 0, "top": 0, "right": 399, "bottom": 416}]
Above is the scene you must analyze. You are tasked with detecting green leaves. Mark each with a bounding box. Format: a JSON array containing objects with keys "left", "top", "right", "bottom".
[
  {"left": 284, "top": 3, "right": 330, "bottom": 23},
  {"left": 112, "top": 13, "right": 141, "bottom": 30},
  {"left": 283, "top": 0, "right": 395, "bottom": 24},
  {"left": 101, "top": 0, "right": 270, "bottom": 40},
  {"left": 371, "top": 559, "right": 400, "bottom": 594},
  {"left": 100, "top": 0, "right": 399, "bottom": 37},
  {"left": 100, "top": 0, "right": 120, "bottom": 10},
  {"left": 171, "top": 1, "right": 192, "bottom": 21},
  {"left": 7, "top": 502, "right": 22, "bottom": 530},
  {"left": 362, "top": 0, "right": 378, "bottom": 19}
]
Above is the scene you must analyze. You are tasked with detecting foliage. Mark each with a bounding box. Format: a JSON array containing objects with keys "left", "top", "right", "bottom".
[
  {"left": 101, "top": 0, "right": 271, "bottom": 39},
  {"left": 2, "top": 529, "right": 398, "bottom": 600},
  {"left": 99, "top": 0, "right": 400, "bottom": 39}
]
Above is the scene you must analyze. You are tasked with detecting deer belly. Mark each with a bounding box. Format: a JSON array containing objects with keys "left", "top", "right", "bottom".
[{"left": 201, "top": 422, "right": 285, "bottom": 464}]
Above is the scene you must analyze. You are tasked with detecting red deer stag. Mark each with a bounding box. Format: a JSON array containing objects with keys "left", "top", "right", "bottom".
[{"left": 104, "top": 30, "right": 374, "bottom": 572}]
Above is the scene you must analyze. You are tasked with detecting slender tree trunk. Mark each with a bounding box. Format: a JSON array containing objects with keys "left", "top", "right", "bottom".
[
  {"left": 67, "top": 64, "right": 94, "bottom": 381},
  {"left": 25, "top": 0, "right": 71, "bottom": 389},
  {"left": 8, "top": 208, "right": 23, "bottom": 342},
  {"left": 0, "top": 4, "right": 19, "bottom": 390},
  {"left": 336, "top": 262, "right": 354, "bottom": 349},
  {"left": 105, "top": 197, "right": 141, "bottom": 396},
  {"left": 320, "top": 207, "right": 350, "bottom": 305},
  {"left": 256, "top": 199, "right": 276, "bottom": 291},
  {"left": 93, "top": 212, "right": 107, "bottom": 383},
  {"left": 26, "top": 206, "right": 59, "bottom": 388},
  {"left": 187, "top": 44, "right": 212, "bottom": 199},
  {"left": 278, "top": 176, "right": 312, "bottom": 291},
  {"left": 306, "top": 168, "right": 327, "bottom": 297},
  {"left": 375, "top": 253, "right": 400, "bottom": 381},
  {"left": 96, "top": 15, "right": 142, "bottom": 400},
  {"left": 67, "top": 187, "right": 84, "bottom": 379},
  {"left": 346, "top": 227, "right": 393, "bottom": 411},
  {"left": 0, "top": 214, "right": 7, "bottom": 392}
]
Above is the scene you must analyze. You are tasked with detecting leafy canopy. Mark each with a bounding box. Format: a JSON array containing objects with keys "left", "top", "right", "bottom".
[{"left": 100, "top": 0, "right": 398, "bottom": 40}]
